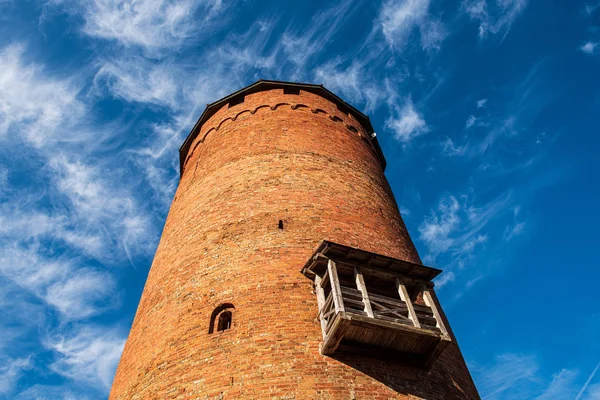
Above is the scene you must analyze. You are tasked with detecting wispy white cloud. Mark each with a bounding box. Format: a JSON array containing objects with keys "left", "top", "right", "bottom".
[
  {"left": 0, "top": 165, "right": 8, "bottom": 190},
  {"left": 583, "top": 2, "right": 600, "bottom": 16},
  {"left": 0, "top": 357, "right": 31, "bottom": 395},
  {"left": 281, "top": 0, "right": 357, "bottom": 75},
  {"left": 50, "top": 155, "right": 155, "bottom": 258},
  {"left": 534, "top": 369, "right": 579, "bottom": 399},
  {"left": 131, "top": 119, "right": 185, "bottom": 206},
  {"left": 0, "top": 281, "right": 47, "bottom": 397},
  {"left": 419, "top": 193, "right": 508, "bottom": 257},
  {"left": 0, "top": 44, "right": 84, "bottom": 146},
  {"left": 477, "top": 353, "right": 540, "bottom": 399},
  {"left": 212, "top": 0, "right": 358, "bottom": 82},
  {"left": 93, "top": 57, "right": 181, "bottom": 109},
  {"left": 464, "top": 0, "right": 487, "bottom": 23},
  {"left": 419, "top": 19, "right": 447, "bottom": 51},
  {"left": 446, "top": 63, "right": 550, "bottom": 162},
  {"left": 386, "top": 98, "right": 429, "bottom": 143},
  {"left": 46, "top": 325, "right": 126, "bottom": 389},
  {"left": 16, "top": 385, "right": 92, "bottom": 400},
  {"left": 0, "top": 38, "right": 152, "bottom": 399},
  {"left": 464, "top": 0, "right": 529, "bottom": 40},
  {"left": 504, "top": 221, "right": 525, "bottom": 240},
  {"left": 418, "top": 191, "right": 512, "bottom": 286},
  {"left": 473, "top": 116, "right": 518, "bottom": 156},
  {"left": 466, "top": 115, "right": 477, "bottom": 129},
  {"left": 0, "top": 245, "right": 117, "bottom": 320},
  {"left": 435, "top": 271, "right": 456, "bottom": 289},
  {"left": 379, "top": 0, "right": 447, "bottom": 50},
  {"left": 212, "top": 20, "right": 279, "bottom": 74},
  {"left": 0, "top": 42, "right": 154, "bottom": 378},
  {"left": 90, "top": 49, "right": 239, "bottom": 208},
  {"left": 419, "top": 194, "right": 462, "bottom": 254},
  {"left": 0, "top": 279, "right": 46, "bottom": 354},
  {"left": 581, "top": 383, "right": 600, "bottom": 400},
  {"left": 380, "top": 0, "right": 417, "bottom": 46},
  {"left": 0, "top": 43, "right": 158, "bottom": 260},
  {"left": 314, "top": 60, "right": 389, "bottom": 112},
  {"left": 93, "top": 50, "right": 239, "bottom": 114},
  {"left": 476, "top": 353, "right": 600, "bottom": 400},
  {"left": 580, "top": 41, "right": 598, "bottom": 54},
  {"left": 56, "top": 0, "right": 226, "bottom": 54},
  {"left": 576, "top": 361, "right": 600, "bottom": 400},
  {"left": 0, "top": 210, "right": 63, "bottom": 242},
  {"left": 441, "top": 138, "right": 468, "bottom": 156},
  {"left": 46, "top": 268, "right": 118, "bottom": 319}
]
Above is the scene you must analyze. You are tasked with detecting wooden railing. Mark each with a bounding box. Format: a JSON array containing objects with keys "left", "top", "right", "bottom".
[
  {"left": 314, "top": 260, "right": 449, "bottom": 339},
  {"left": 314, "top": 267, "right": 337, "bottom": 339}
]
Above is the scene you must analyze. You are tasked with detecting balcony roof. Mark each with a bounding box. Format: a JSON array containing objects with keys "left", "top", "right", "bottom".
[
  {"left": 178, "top": 79, "right": 387, "bottom": 176},
  {"left": 302, "top": 241, "right": 442, "bottom": 285}
]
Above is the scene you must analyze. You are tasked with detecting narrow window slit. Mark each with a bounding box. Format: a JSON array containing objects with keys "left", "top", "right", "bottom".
[
  {"left": 228, "top": 95, "right": 244, "bottom": 107},
  {"left": 284, "top": 87, "right": 300, "bottom": 95},
  {"left": 337, "top": 103, "right": 350, "bottom": 115},
  {"left": 278, "top": 220, "right": 284, "bottom": 229}
]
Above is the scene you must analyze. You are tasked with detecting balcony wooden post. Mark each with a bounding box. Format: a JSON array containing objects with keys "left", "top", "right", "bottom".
[
  {"left": 327, "top": 259, "right": 345, "bottom": 313},
  {"left": 314, "top": 274, "right": 328, "bottom": 339},
  {"left": 395, "top": 277, "right": 421, "bottom": 328},
  {"left": 423, "top": 290, "right": 449, "bottom": 338},
  {"left": 354, "top": 267, "right": 374, "bottom": 318}
]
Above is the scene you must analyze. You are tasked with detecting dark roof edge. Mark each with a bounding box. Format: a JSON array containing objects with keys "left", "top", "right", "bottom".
[
  {"left": 178, "top": 79, "right": 387, "bottom": 176},
  {"left": 301, "top": 240, "right": 442, "bottom": 283}
]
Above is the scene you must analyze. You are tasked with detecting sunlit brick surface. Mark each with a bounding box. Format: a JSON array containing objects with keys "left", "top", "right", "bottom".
[{"left": 110, "top": 88, "right": 480, "bottom": 399}]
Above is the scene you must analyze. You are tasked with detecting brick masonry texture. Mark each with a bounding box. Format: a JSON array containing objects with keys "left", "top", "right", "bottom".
[{"left": 110, "top": 88, "right": 480, "bottom": 399}]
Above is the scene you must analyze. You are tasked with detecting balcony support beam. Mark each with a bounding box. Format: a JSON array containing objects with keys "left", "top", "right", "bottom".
[
  {"left": 396, "top": 277, "right": 421, "bottom": 329},
  {"left": 320, "top": 313, "right": 350, "bottom": 355},
  {"left": 423, "top": 290, "right": 449, "bottom": 338},
  {"left": 354, "top": 267, "right": 374, "bottom": 318},
  {"left": 327, "top": 260, "right": 345, "bottom": 313},
  {"left": 423, "top": 337, "right": 451, "bottom": 369},
  {"left": 314, "top": 274, "right": 328, "bottom": 339}
]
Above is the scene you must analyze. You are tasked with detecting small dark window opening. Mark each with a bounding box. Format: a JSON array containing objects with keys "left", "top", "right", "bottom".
[
  {"left": 337, "top": 103, "right": 350, "bottom": 115},
  {"left": 208, "top": 303, "right": 235, "bottom": 334},
  {"left": 228, "top": 95, "right": 244, "bottom": 107},
  {"left": 284, "top": 87, "right": 300, "bottom": 95},
  {"left": 217, "top": 311, "right": 232, "bottom": 331},
  {"left": 278, "top": 220, "right": 284, "bottom": 229}
]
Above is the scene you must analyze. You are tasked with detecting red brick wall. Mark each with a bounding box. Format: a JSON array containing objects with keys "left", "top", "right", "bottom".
[{"left": 110, "top": 88, "right": 480, "bottom": 399}]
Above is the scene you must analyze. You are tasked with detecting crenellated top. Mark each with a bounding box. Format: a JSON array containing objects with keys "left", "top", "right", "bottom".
[{"left": 179, "top": 80, "right": 387, "bottom": 176}]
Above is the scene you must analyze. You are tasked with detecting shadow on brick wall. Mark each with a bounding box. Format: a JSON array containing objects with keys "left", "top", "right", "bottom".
[{"left": 331, "top": 348, "right": 471, "bottom": 400}]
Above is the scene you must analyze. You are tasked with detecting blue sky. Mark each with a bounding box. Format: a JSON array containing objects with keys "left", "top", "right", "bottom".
[{"left": 0, "top": 0, "right": 599, "bottom": 398}]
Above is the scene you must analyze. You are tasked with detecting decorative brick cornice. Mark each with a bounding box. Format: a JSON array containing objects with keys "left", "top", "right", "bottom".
[
  {"left": 178, "top": 80, "right": 387, "bottom": 176},
  {"left": 182, "top": 102, "right": 372, "bottom": 173}
]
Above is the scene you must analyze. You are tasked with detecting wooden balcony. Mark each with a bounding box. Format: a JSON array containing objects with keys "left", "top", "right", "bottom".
[{"left": 302, "top": 241, "right": 451, "bottom": 368}]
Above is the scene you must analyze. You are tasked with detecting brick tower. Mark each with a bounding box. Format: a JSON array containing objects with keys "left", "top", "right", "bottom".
[{"left": 110, "top": 80, "right": 480, "bottom": 399}]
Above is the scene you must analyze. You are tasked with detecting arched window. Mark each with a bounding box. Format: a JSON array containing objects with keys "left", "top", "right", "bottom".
[
  {"left": 217, "top": 311, "right": 232, "bottom": 331},
  {"left": 208, "top": 303, "right": 235, "bottom": 334}
]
